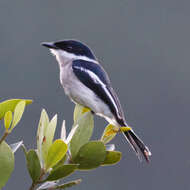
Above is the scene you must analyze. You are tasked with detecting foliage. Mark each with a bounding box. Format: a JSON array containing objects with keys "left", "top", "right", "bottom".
[
  {"left": 0, "top": 141, "right": 14, "bottom": 188},
  {"left": 0, "top": 99, "right": 32, "bottom": 188},
  {"left": 0, "top": 99, "right": 122, "bottom": 190}
]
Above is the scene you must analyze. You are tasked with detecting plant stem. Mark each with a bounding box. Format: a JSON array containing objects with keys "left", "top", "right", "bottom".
[
  {"left": 29, "top": 169, "right": 46, "bottom": 190},
  {"left": 0, "top": 131, "right": 9, "bottom": 145},
  {"left": 67, "top": 153, "right": 73, "bottom": 164},
  {"left": 29, "top": 182, "right": 36, "bottom": 190}
]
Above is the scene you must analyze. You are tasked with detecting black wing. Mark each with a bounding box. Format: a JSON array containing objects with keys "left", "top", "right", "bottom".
[{"left": 72, "top": 59, "right": 126, "bottom": 126}]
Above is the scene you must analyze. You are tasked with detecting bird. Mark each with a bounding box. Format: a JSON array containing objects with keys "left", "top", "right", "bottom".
[{"left": 41, "top": 39, "right": 151, "bottom": 162}]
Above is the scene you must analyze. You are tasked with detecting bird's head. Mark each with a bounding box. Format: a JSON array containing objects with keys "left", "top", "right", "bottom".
[{"left": 41, "top": 40, "right": 97, "bottom": 64}]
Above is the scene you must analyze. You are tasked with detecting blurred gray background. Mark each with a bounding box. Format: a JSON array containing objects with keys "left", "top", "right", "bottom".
[{"left": 0, "top": 0, "right": 190, "bottom": 189}]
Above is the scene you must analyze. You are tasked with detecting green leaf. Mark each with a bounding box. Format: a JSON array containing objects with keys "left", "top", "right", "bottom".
[
  {"left": 101, "top": 124, "right": 117, "bottom": 144},
  {"left": 0, "top": 99, "right": 32, "bottom": 120},
  {"left": 74, "top": 141, "right": 106, "bottom": 170},
  {"left": 53, "top": 155, "right": 67, "bottom": 170},
  {"left": 4, "top": 111, "right": 12, "bottom": 130},
  {"left": 65, "top": 125, "right": 78, "bottom": 144},
  {"left": 105, "top": 144, "right": 115, "bottom": 151},
  {"left": 101, "top": 151, "right": 122, "bottom": 166},
  {"left": 55, "top": 179, "right": 82, "bottom": 189},
  {"left": 73, "top": 104, "right": 84, "bottom": 124},
  {"left": 37, "top": 109, "right": 49, "bottom": 167},
  {"left": 0, "top": 141, "right": 14, "bottom": 188},
  {"left": 10, "top": 101, "right": 26, "bottom": 130},
  {"left": 38, "top": 181, "right": 57, "bottom": 189},
  {"left": 60, "top": 120, "right": 66, "bottom": 141},
  {"left": 45, "top": 139, "right": 67, "bottom": 170},
  {"left": 70, "top": 111, "right": 94, "bottom": 159},
  {"left": 42, "top": 114, "right": 57, "bottom": 162},
  {"left": 73, "top": 104, "right": 91, "bottom": 125},
  {"left": 26, "top": 150, "right": 41, "bottom": 183},
  {"left": 10, "top": 140, "right": 23, "bottom": 153},
  {"left": 46, "top": 164, "right": 78, "bottom": 181}
]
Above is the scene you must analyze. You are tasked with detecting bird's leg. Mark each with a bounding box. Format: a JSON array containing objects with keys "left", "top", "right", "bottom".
[
  {"left": 102, "top": 124, "right": 118, "bottom": 137},
  {"left": 119, "top": 126, "right": 132, "bottom": 133},
  {"left": 105, "top": 125, "right": 132, "bottom": 137},
  {"left": 82, "top": 107, "right": 95, "bottom": 114},
  {"left": 91, "top": 110, "right": 95, "bottom": 115},
  {"left": 112, "top": 126, "right": 132, "bottom": 133},
  {"left": 82, "top": 107, "right": 91, "bottom": 113}
]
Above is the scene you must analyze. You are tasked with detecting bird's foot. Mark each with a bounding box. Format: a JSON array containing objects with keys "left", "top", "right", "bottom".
[
  {"left": 119, "top": 126, "right": 132, "bottom": 133},
  {"left": 103, "top": 125, "right": 119, "bottom": 137},
  {"left": 82, "top": 107, "right": 91, "bottom": 113},
  {"left": 104, "top": 125, "right": 132, "bottom": 137}
]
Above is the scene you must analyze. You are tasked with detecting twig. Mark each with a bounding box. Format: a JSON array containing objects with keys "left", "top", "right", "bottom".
[
  {"left": 67, "top": 152, "right": 73, "bottom": 164},
  {"left": 29, "top": 169, "right": 46, "bottom": 190},
  {"left": 29, "top": 182, "right": 36, "bottom": 190},
  {"left": 0, "top": 131, "right": 9, "bottom": 145}
]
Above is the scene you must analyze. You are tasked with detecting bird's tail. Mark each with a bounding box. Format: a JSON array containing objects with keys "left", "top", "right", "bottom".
[{"left": 123, "top": 130, "right": 151, "bottom": 163}]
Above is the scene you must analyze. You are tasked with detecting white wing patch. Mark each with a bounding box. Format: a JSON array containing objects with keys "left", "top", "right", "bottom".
[{"left": 85, "top": 69, "right": 119, "bottom": 115}]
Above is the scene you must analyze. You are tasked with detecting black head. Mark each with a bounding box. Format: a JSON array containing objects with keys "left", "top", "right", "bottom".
[{"left": 41, "top": 40, "right": 96, "bottom": 60}]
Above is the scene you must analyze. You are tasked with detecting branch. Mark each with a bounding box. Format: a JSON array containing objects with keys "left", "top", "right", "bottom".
[
  {"left": 29, "top": 169, "right": 46, "bottom": 190},
  {"left": 0, "top": 131, "right": 9, "bottom": 145}
]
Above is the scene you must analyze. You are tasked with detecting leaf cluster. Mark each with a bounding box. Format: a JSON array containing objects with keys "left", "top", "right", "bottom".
[
  {"left": 24, "top": 104, "right": 121, "bottom": 190},
  {"left": 0, "top": 100, "right": 122, "bottom": 190},
  {"left": 0, "top": 99, "right": 32, "bottom": 188}
]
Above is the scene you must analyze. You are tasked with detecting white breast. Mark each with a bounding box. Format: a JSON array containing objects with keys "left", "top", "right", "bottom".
[
  {"left": 59, "top": 62, "right": 116, "bottom": 123},
  {"left": 52, "top": 49, "right": 119, "bottom": 127}
]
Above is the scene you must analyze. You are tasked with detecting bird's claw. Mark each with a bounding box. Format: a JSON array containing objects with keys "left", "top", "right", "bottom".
[
  {"left": 105, "top": 126, "right": 132, "bottom": 137},
  {"left": 119, "top": 126, "right": 132, "bottom": 133},
  {"left": 82, "top": 107, "right": 91, "bottom": 113}
]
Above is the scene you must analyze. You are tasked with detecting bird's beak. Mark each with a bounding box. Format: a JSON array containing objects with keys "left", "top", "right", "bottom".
[{"left": 41, "top": 42, "right": 58, "bottom": 49}]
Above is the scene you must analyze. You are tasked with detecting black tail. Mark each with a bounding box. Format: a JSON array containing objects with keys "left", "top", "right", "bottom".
[{"left": 123, "top": 130, "right": 151, "bottom": 163}]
